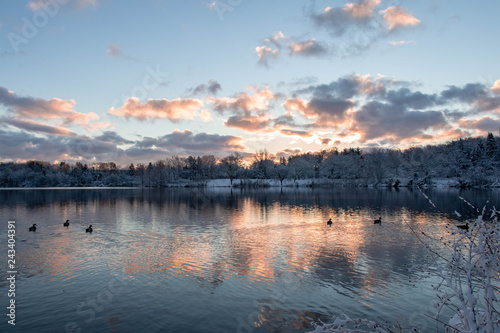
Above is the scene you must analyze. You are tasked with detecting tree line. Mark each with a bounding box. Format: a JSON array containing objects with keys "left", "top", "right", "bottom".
[{"left": 1, "top": 133, "right": 499, "bottom": 188}]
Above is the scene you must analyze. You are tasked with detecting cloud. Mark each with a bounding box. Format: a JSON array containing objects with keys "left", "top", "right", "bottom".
[
  {"left": 280, "top": 74, "right": 493, "bottom": 145},
  {"left": 208, "top": 88, "right": 277, "bottom": 132},
  {"left": 492, "top": 80, "right": 500, "bottom": 94},
  {"left": 94, "top": 131, "right": 134, "bottom": 145},
  {"left": 306, "top": 1, "right": 421, "bottom": 58},
  {"left": 312, "top": 0, "right": 381, "bottom": 36},
  {"left": 0, "top": 86, "right": 103, "bottom": 130},
  {"left": 28, "top": 0, "right": 97, "bottom": 11},
  {"left": 224, "top": 115, "right": 273, "bottom": 132},
  {"left": 280, "top": 129, "right": 314, "bottom": 137},
  {"left": 440, "top": 83, "right": 489, "bottom": 103},
  {"left": 135, "top": 130, "right": 245, "bottom": 153},
  {"left": 276, "top": 76, "right": 319, "bottom": 88},
  {"left": 289, "top": 39, "right": 330, "bottom": 57},
  {"left": 256, "top": 32, "right": 330, "bottom": 65},
  {"left": 385, "top": 88, "right": 437, "bottom": 109},
  {"left": 379, "top": 6, "right": 421, "bottom": 30},
  {"left": 0, "top": 129, "right": 122, "bottom": 163},
  {"left": 459, "top": 117, "right": 500, "bottom": 133},
  {"left": 388, "top": 40, "right": 416, "bottom": 46},
  {"left": 188, "top": 80, "right": 222, "bottom": 96},
  {"left": 283, "top": 97, "right": 355, "bottom": 126},
  {"left": 273, "top": 115, "right": 296, "bottom": 127},
  {"left": 1, "top": 117, "right": 77, "bottom": 137},
  {"left": 353, "top": 101, "right": 446, "bottom": 141},
  {"left": 294, "top": 74, "right": 389, "bottom": 99},
  {"left": 264, "top": 31, "right": 286, "bottom": 49},
  {"left": 0, "top": 127, "right": 245, "bottom": 164},
  {"left": 440, "top": 83, "right": 500, "bottom": 112},
  {"left": 108, "top": 97, "right": 210, "bottom": 122},
  {"left": 321, "top": 138, "right": 332, "bottom": 145},
  {"left": 209, "top": 89, "right": 275, "bottom": 115},
  {"left": 255, "top": 46, "right": 279, "bottom": 67}
]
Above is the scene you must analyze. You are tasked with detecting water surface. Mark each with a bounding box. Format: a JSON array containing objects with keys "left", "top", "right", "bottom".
[{"left": 0, "top": 187, "right": 497, "bottom": 332}]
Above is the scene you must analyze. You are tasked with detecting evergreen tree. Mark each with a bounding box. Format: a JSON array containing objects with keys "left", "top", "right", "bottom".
[{"left": 486, "top": 132, "right": 498, "bottom": 159}]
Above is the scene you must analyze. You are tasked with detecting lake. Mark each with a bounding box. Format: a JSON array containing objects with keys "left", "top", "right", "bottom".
[{"left": 0, "top": 187, "right": 498, "bottom": 332}]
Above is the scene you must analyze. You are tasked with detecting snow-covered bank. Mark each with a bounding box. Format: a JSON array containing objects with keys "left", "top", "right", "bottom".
[{"left": 205, "top": 177, "right": 499, "bottom": 188}]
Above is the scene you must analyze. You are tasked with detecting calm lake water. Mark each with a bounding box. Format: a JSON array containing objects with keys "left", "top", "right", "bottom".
[{"left": 0, "top": 187, "right": 498, "bottom": 333}]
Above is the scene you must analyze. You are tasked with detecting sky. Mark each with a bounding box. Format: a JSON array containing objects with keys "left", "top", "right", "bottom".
[{"left": 1, "top": 0, "right": 499, "bottom": 165}]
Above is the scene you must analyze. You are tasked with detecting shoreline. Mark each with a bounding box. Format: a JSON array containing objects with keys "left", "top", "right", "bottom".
[{"left": 1, "top": 177, "right": 499, "bottom": 189}]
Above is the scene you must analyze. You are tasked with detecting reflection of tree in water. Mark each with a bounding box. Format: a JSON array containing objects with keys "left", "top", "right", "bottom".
[{"left": 3, "top": 188, "right": 497, "bottom": 222}]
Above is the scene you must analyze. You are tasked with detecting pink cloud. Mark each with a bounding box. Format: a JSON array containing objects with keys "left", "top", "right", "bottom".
[
  {"left": 492, "top": 80, "right": 500, "bottom": 94},
  {"left": 379, "top": 6, "right": 421, "bottom": 30},
  {"left": 255, "top": 46, "right": 279, "bottom": 66},
  {"left": 209, "top": 88, "right": 277, "bottom": 132},
  {"left": 459, "top": 117, "right": 500, "bottom": 134},
  {"left": 2, "top": 117, "right": 77, "bottom": 137},
  {"left": 108, "top": 97, "right": 209, "bottom": 122},
  {"left": 209, "top": 89, "right": 275, "bottom": 114},
  {"left": 289, "top": 39, "right": 329, "bottom": 57},
  {"left": 224, "top": 115, "right": 273, "bottom": 132},
  {"left": 0, "top": 87, "right": 105, "bottom": 130},
  {"left": 343, "top": 0, "right": 380, "bottom": 19}
]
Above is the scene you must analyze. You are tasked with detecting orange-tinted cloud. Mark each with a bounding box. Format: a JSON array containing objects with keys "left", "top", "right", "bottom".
[
  {"left": 108, "top": 97, "right": 210, "bottom": 122},
  {"left": 491, "top": 80, "right": 500, "bottom": 94},
  {"left": 379, "top": 6, "right": 421, "bottom": 30}
]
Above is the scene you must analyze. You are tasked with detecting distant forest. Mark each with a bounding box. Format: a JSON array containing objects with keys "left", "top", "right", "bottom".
[{"left": 1, "top": 133, "right": 499, "bottom": 188}]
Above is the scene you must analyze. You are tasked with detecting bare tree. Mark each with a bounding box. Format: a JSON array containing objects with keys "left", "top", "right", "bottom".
[{"left": 221, "top": 152, "right": 243, "bottom": 186}]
